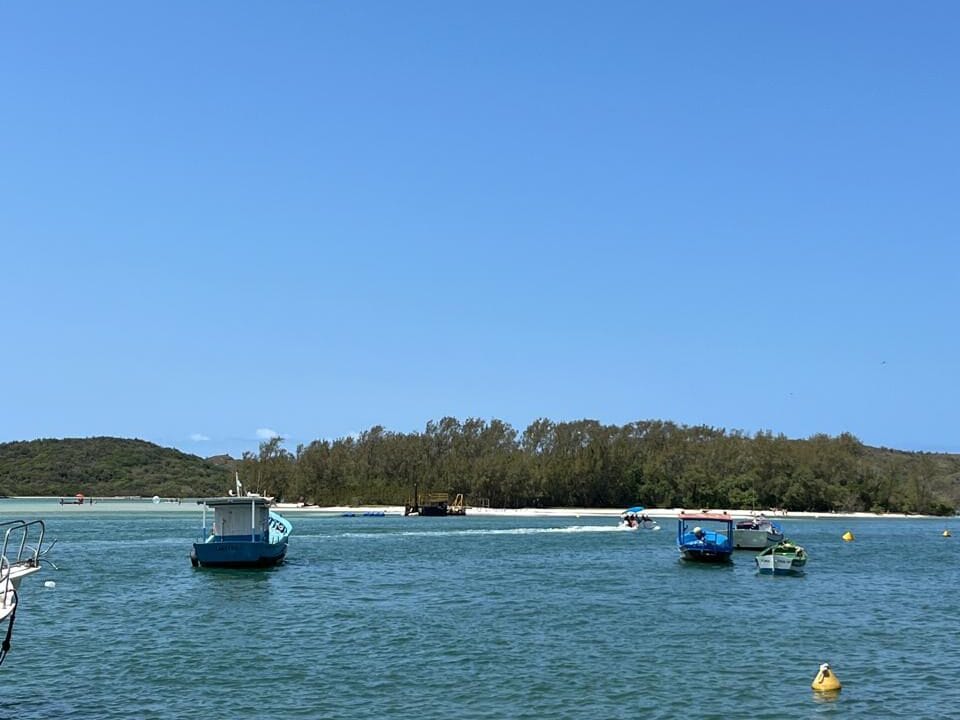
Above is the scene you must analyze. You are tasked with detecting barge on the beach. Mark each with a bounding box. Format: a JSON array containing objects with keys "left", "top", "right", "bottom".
[{"left": 404, "top": 485, "right": 466, "bottom": 516}]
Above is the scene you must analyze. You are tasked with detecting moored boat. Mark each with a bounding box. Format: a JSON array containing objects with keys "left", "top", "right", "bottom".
[
  {"left": 733, "top": 515, "right": 784, "bottom": 550},
  {"left": 677, "top": 513, "right": 733, "bottom": 563},
  {"left": 191, "top": 477, "right": 292, "bottom": 568},
  {"left": 755, "top": 540, "right": 807, "bottom": 575},
  {"left": 0, "top": 519, "right": 51, "bottom": 666}
]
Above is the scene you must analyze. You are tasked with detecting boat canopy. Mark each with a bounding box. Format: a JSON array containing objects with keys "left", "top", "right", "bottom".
[
  {"left": 678, "top": 512, "right": 732, "bottom": 522},
  {"left": 623, "top": 505, "right": 646, "bottom": 514}
]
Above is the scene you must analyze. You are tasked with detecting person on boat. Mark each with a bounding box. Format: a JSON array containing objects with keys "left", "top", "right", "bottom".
[{"left": 693, "top": 526, "right": 704, "bottom": 540}]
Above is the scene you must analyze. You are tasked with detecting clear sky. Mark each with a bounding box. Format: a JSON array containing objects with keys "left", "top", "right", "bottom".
[{"left": 2, "top": 2, "right": 958, "bottom": 458}]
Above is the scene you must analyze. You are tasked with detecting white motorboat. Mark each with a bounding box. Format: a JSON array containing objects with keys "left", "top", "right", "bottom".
[
  {"left": 733, "top": 515, "right": 784, "bottom": 550},
  {"left": 0, "top": 519, "right": 50, "bottom": 666}
]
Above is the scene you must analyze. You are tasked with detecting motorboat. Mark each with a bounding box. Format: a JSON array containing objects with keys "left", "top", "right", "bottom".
[
  {"left": 755, "top": 540, "right": 807, "bottom": 575},
  {"left": 733, "top": 515, "right": 784, "bottom": 550},
  {"left": 618, "top": 506, "right": 660, "bottom": 531},
  {"left": 677, "top": 512, "right": 733, "bottom": 563},
  {"left": 191, "top": 476, "right": 292, "bottom": 568},
  {"left": 0, "top": 519, "right": 51, "bottom": 666}
]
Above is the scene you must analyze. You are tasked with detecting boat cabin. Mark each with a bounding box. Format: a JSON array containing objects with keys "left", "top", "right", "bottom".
[
  {"left": 200, "top": 496, "right": 276, "bottom": 542},
  {"left": 191, "top": 496, "right": 292, "bottom": 568}
]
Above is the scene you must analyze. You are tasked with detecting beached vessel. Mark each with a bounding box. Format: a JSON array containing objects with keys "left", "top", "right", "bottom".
[
  {"left": 191, "top": 479, "right": 292, "bottom": 568},
  {"left": 733, "top": 515, "right": 784, "bottom": 550},
  {"left": 0, "top": 519, "right": 50, "bottom": 665},
  {"left": 677, "top": 512, "right": 733, "bottom": 563},
  {"left": 755, "top": 540, "right": 807, "bottom": 575},
  {"left": 404, "top": 484, "right": 466, "bottom": 516}
]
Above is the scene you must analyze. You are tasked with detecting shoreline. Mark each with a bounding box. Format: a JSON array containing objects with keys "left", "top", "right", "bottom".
[
  {"left": 2, "top": 497, "right": 950, "bottom": 520},
  {"left": 275, "top": 503, "right": 944, "bottom": 520}
]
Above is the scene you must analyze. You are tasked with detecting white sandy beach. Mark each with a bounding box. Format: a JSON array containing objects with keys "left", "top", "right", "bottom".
[
  {"left": 273, "top": 503, "right": 936, "bottom": 520},
  {"left": 7, "top": 497, "right": 944, "bottom": 520}
]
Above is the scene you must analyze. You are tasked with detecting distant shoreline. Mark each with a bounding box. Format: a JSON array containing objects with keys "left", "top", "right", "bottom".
[{"left": 2, "top": 497, "right": 950, "bottom": 520}]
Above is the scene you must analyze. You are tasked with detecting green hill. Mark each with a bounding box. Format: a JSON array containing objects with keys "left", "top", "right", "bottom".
[{"left": 0, "top": 437, "right": 232, "bottom": 498}]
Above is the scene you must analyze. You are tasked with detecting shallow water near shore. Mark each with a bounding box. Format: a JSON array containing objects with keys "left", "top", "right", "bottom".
[{"left": 2, "top": 507, "right": 958, "bottom": 719}]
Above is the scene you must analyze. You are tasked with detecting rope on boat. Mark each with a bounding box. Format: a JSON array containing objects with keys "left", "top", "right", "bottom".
[{"left": 0, "top": 586, "right": 19, "bottom": 668}]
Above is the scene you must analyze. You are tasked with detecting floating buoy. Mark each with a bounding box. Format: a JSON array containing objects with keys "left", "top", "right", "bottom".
[
  {"left": 842, "top": 531, "right": 854, "bottom": 542},
  {"left": 943, "top": 530, "right": 952, "bottom": 538},
  {"left": 43, "top": 580, "right": 56, "bottom": 589},
  {"left": 811, "top": 662, "right": 842, "bottom": 693}
]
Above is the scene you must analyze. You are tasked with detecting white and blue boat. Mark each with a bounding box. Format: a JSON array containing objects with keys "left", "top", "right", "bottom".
[
  {"left": 677, "top": 512, "right": 734, "bottom": 563},
  {"left": 191, "top": 480, "right": 292, "bottom": 568}
]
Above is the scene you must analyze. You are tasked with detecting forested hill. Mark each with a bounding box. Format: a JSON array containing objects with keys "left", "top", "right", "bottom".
[
  {"left": 1, "top": 422, "right": 959, "bottom": 515},
  {"left": 0, "top": 437, "right": 231, "bottom": 498}
]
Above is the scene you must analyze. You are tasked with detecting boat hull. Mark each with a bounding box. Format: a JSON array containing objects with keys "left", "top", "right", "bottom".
[
  {"left": 679, "top": 547, "right": 733, "bottom": 563},
  {"left": 755, "top": 554, "right": 805, "bottom": 575},
  {"left": 755, "top": 542, "right": 807, "bottom": 575},
  {"left": 733, "top": 528, "right": 784, "bottom": 550},
  {"left": 191, "top": 540, "right": 288, "bottom": 568}
]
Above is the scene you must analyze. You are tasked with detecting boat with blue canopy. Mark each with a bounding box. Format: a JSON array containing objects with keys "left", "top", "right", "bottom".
[
  {"left": 619, "top": 505, "right": 659, "bottom": 530},
  {"left": 190, "top": 477, "right": 292, "bottom": 568},
  {"left": 677, "top": 512, "right": 733, "bottom": 563}
]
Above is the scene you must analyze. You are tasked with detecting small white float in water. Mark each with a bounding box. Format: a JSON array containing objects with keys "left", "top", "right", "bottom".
[{"left": 44, "top": 581, "right": 56, "bottom": 588}]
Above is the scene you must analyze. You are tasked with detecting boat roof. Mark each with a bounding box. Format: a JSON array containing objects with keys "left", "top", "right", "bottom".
[
  {"left": 678, "top": 512, "right": 733, "bottom": 522},
  {"left": 198, "top": 496, "right": 273, "bottom": 507}
]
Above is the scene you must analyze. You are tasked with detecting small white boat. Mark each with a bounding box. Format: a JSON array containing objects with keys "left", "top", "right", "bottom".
[
  {"left": 733, "top": 515, "right": 784, "bottom": 549},
  {"left": 619, "top": 505, "right": 660, "bottom": 531},
  {"left": 0, "top": 519, "right": 51, "bottom": 666},
  {"left": 618, "top": 516, "right": 660, "bottom": 531},
  {"left": 755, "top": 540, "right": 807, "bottom": 575}
]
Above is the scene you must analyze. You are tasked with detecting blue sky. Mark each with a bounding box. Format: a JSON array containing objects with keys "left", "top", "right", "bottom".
[{"left": 2, "top": 2, "right": 958, "bottom": 458}]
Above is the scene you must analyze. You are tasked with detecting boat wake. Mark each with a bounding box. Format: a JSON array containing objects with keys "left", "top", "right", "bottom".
[{"left": 318, "top": 525, "right": 632, "bottom": 540}]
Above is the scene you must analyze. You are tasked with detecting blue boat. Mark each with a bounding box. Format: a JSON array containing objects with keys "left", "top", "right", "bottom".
[
  {"left": 191, "top": 493, "right": 292, "bottom": 569},
  {"left": 677, "top": 512, "right": 734, "bottom": 563}
]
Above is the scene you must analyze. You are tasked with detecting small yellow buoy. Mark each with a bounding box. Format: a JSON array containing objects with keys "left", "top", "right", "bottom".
[
  {"left": 943, "top": 530, "right": 952, "bottom": 538},
  {"left": 842, "top": 531, "right": 854, "bottom": 542},
  {"left": 811, "top": 662, "right": 842, "bottom": 693}
]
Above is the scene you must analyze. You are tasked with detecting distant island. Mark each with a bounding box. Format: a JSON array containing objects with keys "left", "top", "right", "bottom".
[{"left": 1, "top": 418, "right": 957, "bottom": 515}]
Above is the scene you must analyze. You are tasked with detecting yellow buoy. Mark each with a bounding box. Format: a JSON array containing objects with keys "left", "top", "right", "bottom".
[
  {"left": 811, "top": 662, "right": 842, "bottom": 693},
  {"left": 943, "top": 530, "right": 952, "bottom": 538},
  {"left": 842, "top": 531, "right": 854, "bottom": 542}
]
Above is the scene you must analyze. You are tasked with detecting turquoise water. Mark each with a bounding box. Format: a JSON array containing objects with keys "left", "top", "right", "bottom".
[{"left": 2, "top": 505, "right": 958, "bottom": 719}]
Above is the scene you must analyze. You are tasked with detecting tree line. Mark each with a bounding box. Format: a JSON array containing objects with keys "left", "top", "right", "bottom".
[{"left": 238, "top": 418, "right": 959, "bottom": 515}]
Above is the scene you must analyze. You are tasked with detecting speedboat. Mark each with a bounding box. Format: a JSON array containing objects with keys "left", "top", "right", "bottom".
[
  {"left": 755, "top": 539, "right": 807, "bottom": 575},
  {"left": 0, "top": 519, "right": 51, "bottom": 666},
  {"left": 618, "top": 509, "right": 660, "bottom": 531},
  {"left": 733, "top": 515, "right": 784, "bottom": 550},
  {"left": 191, "top": 476, "right": 292, "bottom": 568},
  {"left": 677, "top": 513, "right": 734, "bottom": 563}
]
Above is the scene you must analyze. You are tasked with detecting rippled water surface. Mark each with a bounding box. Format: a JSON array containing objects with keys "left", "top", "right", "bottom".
[{"left": 2, "top": 504, "right": 958, "bottom": 719}]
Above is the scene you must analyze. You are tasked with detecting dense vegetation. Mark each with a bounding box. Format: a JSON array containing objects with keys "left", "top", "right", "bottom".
[
  {"left": 0, "top": 437, "right": 230, "bottom": 498},
  {"left": 2, "top": 420, "right": 958, "bottom": 515},
  {"left": 241, "top": 418, "right": 959, "bottom": 515}
]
